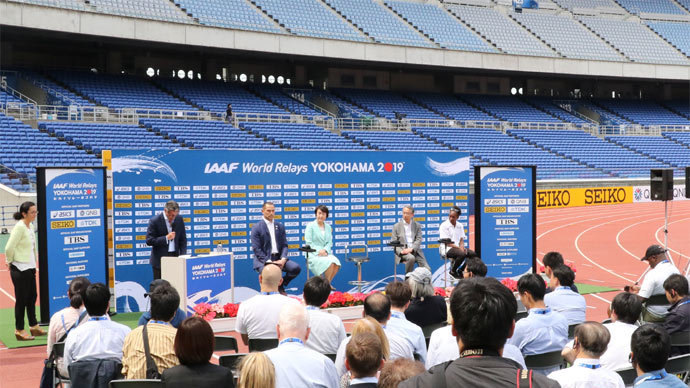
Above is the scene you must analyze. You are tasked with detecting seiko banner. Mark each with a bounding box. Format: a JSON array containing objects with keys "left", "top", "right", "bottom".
[
  {"left": 36, "top": 167, "right": 108, "bottom": 322},
  {"left": 110, "top": 149, "right": 470, "bottom": 312}
]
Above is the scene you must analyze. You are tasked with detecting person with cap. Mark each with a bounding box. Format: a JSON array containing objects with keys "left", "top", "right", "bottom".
[
  {"left": 628, "top": 244, "right": 680, "bottom": 322},
  {"left": 138, "top": 279, "right": 186, "bottom": 328},
  {"left": 391, "top": 205, "right": 430, "bottom": 274},
  {"left": 438, "top": 205, "right": 466, "bottom": 275},
  {"left": 403, "top": 267, "right": 447, "bottom": 329}
]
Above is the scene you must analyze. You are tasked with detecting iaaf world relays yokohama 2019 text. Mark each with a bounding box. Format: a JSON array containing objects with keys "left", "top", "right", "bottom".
[{"left": 204, "top": 161, "right": 405, "bottom": 175}]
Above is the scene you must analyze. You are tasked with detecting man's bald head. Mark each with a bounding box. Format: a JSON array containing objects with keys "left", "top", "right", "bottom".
[
  {"left": 260, "top": 264, "right": 282, "bottom": 290},
  {"left": 574, "top": 321, "right": 610, "bottom": 358},
  {"left": 363, "top": 292, "right": 391, "bottom": 324}
]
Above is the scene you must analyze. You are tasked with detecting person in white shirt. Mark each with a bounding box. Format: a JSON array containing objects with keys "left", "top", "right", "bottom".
[
  {"left": 235, "top": 264, "right": 299, "bottom": 345},
  {"left": 264, "top": 303, "right": 339, "bottom": 388},
  {"left": 302, "top": 276, "right": 346, "bottom": 355},
  {"left": 562, "top": 292, "right": 641, "bottom": 371},
  {"left": 346, "top": 332, "right": 385, "bottom": 388},
  {"left": 384, "top": 281, "right": 427, "bottom": 364},
  {"left": 629, "top": 245, "right": 680, "bottom": 322},
  {"left": 64, "top": 283, "right": 131, "bottom": 368},
  {"left": 544, "top": 265, "right": 586, "bottom": 325},
  {"left": 548, "top": 321, "right": 625, "bottom": 388},
  {"left": 438, "top": 206, "right": 466, "bottom": 275}
]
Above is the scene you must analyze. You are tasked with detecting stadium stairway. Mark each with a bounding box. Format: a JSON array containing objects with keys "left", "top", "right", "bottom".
[
  {"left": 238, "top": 122, "right": 368, "bottom": 150},
  {"left": 606, "top": 135, "right": 690, "bottom": 168},
  {"left": 244, "top": 84, "right": 326, "bottom": 117}
]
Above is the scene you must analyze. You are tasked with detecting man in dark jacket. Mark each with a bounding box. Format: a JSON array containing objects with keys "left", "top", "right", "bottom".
[
  {"left": 663, "top": 274, "right": 690, "bottom": 356},
  {"left": 399, "top": 277, "right": 560, "bottom": 388},
  {"left": 146, "top": 200, "right": 187, "bottom": 280}
]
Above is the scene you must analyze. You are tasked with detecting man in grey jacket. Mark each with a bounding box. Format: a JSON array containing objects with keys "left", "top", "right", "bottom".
[{"left": 391, "top": 205, "right": 429, "bottom": 274}]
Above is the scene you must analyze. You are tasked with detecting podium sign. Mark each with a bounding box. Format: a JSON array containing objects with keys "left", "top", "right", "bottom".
[{"left": 163, "top": 253, "right": 234, "bottom": 314}]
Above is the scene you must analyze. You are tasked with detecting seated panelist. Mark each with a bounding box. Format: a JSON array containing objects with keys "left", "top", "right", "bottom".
[{"left": 305, "top": 205, "right": 341, "bottom": 286}]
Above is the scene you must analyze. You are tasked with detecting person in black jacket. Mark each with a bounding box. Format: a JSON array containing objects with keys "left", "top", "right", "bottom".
[
  {"left": 146, "top": 200, "right": 187, "bottom": 280},
  {"left": 161, "top": 317, "right": 233, "bottom": 388}
]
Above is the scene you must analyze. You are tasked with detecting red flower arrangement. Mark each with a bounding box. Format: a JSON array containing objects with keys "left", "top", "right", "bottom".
[
  {"left": 193, "top": 302, "right": 240, "bottom": 321},
  {"left": 538, "top": 262, "right": 577, "bottom": 273},
  {"left": 501, "top": 278, "right": 518, "bottom": 292},
  {"left": 322, "top": 291, "right": 370, "bottom": 308}
]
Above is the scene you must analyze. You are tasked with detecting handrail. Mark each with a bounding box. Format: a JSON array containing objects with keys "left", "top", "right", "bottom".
[
  {"left": 0, "top": 81, "right": 38, "bottom": 106},
  {"left": 21, "top": 73, "right": 82, "bottom": 106}
]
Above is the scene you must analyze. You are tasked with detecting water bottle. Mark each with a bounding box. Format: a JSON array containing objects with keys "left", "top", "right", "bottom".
[{"left": 216, "top": 243, "right": 223, "bottom": 253}]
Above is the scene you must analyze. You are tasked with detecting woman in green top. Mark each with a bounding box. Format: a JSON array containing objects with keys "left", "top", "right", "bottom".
[
  {"left": 304, "top": 205, "right": 341, "bottom": 287},
  {"left": 5, "top": 201, "right": 46, "bottom": 341}
]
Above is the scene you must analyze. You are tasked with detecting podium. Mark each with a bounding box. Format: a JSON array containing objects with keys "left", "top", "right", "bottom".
[{"left": 162, "top": 252, "right": 235, "bottom": 314}]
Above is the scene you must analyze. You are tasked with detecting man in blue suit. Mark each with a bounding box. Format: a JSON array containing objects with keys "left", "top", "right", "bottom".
[
  {"left": 251, "top": 201, "right": 301, "bottom": 294},
  {"left": 146, "top": 200, "right": 187, "bottom": 280}
]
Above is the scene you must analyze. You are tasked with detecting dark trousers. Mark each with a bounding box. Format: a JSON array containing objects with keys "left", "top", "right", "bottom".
[
  {"left": 257, "top": 257, "right": 302, "bottom": 288},
  {"left": 446, "top": 248, "right": 467, "bottom": 277},
  {"left": 153, "top": 267, "right": 161, "bottom": 280},
  {"left": 9, "top": 265, "right": 38, "bottom": 330}
]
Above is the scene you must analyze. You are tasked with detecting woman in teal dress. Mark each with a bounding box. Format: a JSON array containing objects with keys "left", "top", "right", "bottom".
[{"left": 305, "top": 205, "right": 341, "bottom": 286}]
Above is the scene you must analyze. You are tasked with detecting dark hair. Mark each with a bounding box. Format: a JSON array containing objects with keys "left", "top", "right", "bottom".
[
  {"left": 262, "top": 201, "right": 275, "bottom": 209},
  {"left": 449, "top": 206, "right": 461, "bottom": 216},
  {"left": 611, "top": 292, "right": 643, "bottom": 324},
  {"left": 303, "top": 276, "right": 331, "bottom": 307},
  {"left": 346, "top": 332, "right": 383, "bottom": 378},
  {"left": 164, "top": 200, "right": 179, "bottom": 211},
  {"left": 314, "top": 205, "right": 329, "bottom": 218},
  {"left": 364, "top": 292, "right": 391, "bottom": 324},
  {"left": 148, "top": 279, "right": 171, "bottom": 293},
  {"left": 552, "top": 265, "right": 575, "bottom": 287},
  {"left": 517, "top": 273, "right": 546, "bottom": 301},
  {"left": 663, "top": 274, "right": 689, "bottom": 296},
  {"left": 378, "top": 358, "right": 426, "bottom": 388},
  {"left": 68, "top": 277, "right": 91, "bottom": 309},
  {"left": 466, "top": 257, "right": 487, "bottom": 277},
  {"left": 574, "top": 321, "right": 610, "bottom": 358},
  {"left": 542, "top": 252, "right": 564, "bottom": 270},
  {"left": 150, "top": 284, "right": 180, "bottom": 322},
  {"left": 450, "top": 277, "right": 517, "bottom": 352},
  {"left": 13, "top": 201, "right": 36, "bottom": 220},
  {"left": 631, "top": 324, "right": 670, "bottom": 372},
  {"left": 83, "top": 283, "right": 110, "bottom": 316},
  {"left": 384, "top": 281, "right": 412, "bottom": 308},
  {"left": 175, "top": 317, "right": 215, "bottom": 366}
]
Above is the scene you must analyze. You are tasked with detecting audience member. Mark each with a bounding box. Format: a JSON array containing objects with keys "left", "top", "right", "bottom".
[
  {"left": 302, "top": 276, "right": 346, "bottom": 355},
  {"left": 630, "top": 324, "right": 686, "bottom": 387},
  {"left": 235, "top": 264, "right": 299, "bottom": 345},
  {"left": 384, "top": 281, "right": 427, "bottom": 363},
  {"left": 64, "top": 283, "right": 131, "bottom": 387},
  {"left": 547, "top": 321, "right": 624, "bottom": 388},
  {"left": 264, "top": 304, "right": 338, "bottom": 388},
  {"left": 346, "top": 332, "right": 385, "bottom": 388},
  {"left": 400, "top": 277, "right": 559, "bottom": 387},
  {"left": 237, "top": 352, "right": 275, "bottom": 388},
  {"left": 463, "top": 257, "right": 487, "bottom": 278},
  {"left": 629, "top": 245, "right": 680, "bottom": 322},
  {"left": 138, "top": 279, "right": 186, "bottom": 328},
  {"left": 507, "top": 273, "right": 568, "bottom": 374},
  {"left": 404, "top": 267, "right": 447, "bottom": 328},
  {"left": 335, "top": 317, "right": 390, "bottom": 378},
  {"left": 543, "top": 252, "right": 578, "bottom": 293},
  {"left": 378, "top": 358, "right": 425, "bottom": 388},
  {"left": 663, "top": 274, "right": 690, "bottom": 355},
  {"left": 47, "top": 276, "right": 90, "bottom": 378},
  {"left": 564, "top": 292, "right": 641, "bottom": 370},
  {"left": 363, "top": 292, "right": 412, "bottom": 362},
  {"left": 122, "top": 284, "right": 180, "bottom": 379},
  {"left": 161, "top": 317, "right": 234, "bottom": 388},
  {"left": 544, "top": 265, "right": 586, "bottom": 324}
]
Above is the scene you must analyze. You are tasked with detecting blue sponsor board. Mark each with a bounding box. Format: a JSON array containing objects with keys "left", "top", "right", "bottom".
[
  {"left": 185, "top": 253, "right": 232, "bottom": 314},
  {"left": 37, "top": 167, "right": 108, "bottom": 321},
  {"left": 111, "top": 150, "right": 469, "bottom": 312},
  {"left": 475, "top": 166, "right": 536, "bottom": 279}
]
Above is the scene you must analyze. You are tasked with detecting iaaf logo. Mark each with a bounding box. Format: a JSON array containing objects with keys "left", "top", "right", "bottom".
[{"left": 205, "top": 162, "right": 239, "bottom": 173}]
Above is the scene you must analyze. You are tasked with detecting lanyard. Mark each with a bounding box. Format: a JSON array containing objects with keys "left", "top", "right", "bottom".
[
  {"left": 659, "top": 260, "right": 669, "bottom": 265},
  {"left": 677, "top": 299, "right": 690, "bottom": 307},
  {"left": 641, "top": 370, "right": 668, "bottom": 382},
  {"left": 391, "top": 311, "right": 405, "bottom": 319},
  {"left": 279, "top": 337, "right": 304, "bottom": 346},
  {"left": 305, "top": 306, "right": 320, "bottom": 311},
  {"left": 556, "top": 286, "right": 571, "bottom": 291},
  {"left": 575, "top": 362, "right": 601, "bottom": 369},
  {"left": 531, "top": 308, "right": 551, "bottom": 315},
  {"left": 262, "top": 292, "right": 280, "bottom": 295},
  {"left": 89, "top": 316, "right": 108, "bottom": 322},
  {"left": 149, "top": 320, "right": 169, "bottom": 325}
]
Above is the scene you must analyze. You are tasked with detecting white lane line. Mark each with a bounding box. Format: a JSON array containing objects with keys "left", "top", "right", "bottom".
[
  {"left": 0, "top": 286, "right": 15, "bottom": 302},
  {"left": 589, "top": 293, "right": 612, "bottom": 304},
  {"left": 587, "top": 279, "right": 605, "bottom": 283},
  {"left": 538, "top": 210, "right": 656, "bottom": 240}
]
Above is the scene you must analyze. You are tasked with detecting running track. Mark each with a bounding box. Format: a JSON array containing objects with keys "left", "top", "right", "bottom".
[{"left": 1, "top": 201, "right": 689, "bottom": 386}]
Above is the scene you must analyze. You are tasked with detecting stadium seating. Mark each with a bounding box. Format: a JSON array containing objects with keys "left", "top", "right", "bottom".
[
  {"left": 606, "top": 135, "right": 690, "bottom": 167},
  {"left": 309, "top": 90, "right": 373, "bottom": 119},
  {"left": 88, "top": 0, "right": 193, "bottom": 23},
  {"left": 19, "top": 70, "right": 95, "bottom": 107},
  {"left": 460, "top": 94, "right": 563, "bottom": 124},
  {"left": 570, "top": 101, "right": 631, "bottom": 126},
  {"left": 50, "top": 71, "right": 196, "bottom": 111},
  {"left": 244, "top": 84, "right": 324, "bottom": 117},
  {"left": 615, "top": 0, "right": 686, "bottom": 15},
  {"left": 509, "top": 10, "right": 624, "bottom": 62},
  {"left": 0, "top": 113, "right": 99, "bottom": 191},
  {"left": 446, "top": 5, "right": 558, "bottom": 58},
  {"left": 405, "top": 92, "right": 498, "bottom": 122},
  {"left": 663, "top": 131, "right": 690, "bottom": 148},
  {"left": 38, "top": 121, "right": 181, "bottom": 155},
  {"left": 384, "top": 0, "right": 496, "bottom": 52},
  {"left": 594, "top": 99, "right": 690, "bottom": 126},
  {"left": 662, "top": 100, "right": 690, "bottom": 119},
  {"left": 140, "top": 119, "right": 280, "bottom": 149},
  {"left": 341, "top": 130, "right": 450, "bottom": 151},
  {"left": 249, "top": 0, "right": 369, "bottom": 42},
  {"left": 239, "top": 122, "right": 367, "bottom": 150},
  {"left": 550, "top": 0, "right": 627, "bottom": 13},
  {"left": 507, "top": 129, "right": 671, "bottom": 177},
  {"left": 646, "top": 21, "right": 690, "bottom": 57},
  {"left": 332, "top": 88, "right": 442, "bottom": 121},
  {"left": 523, "top": 97, "right": 593, "bottom": 125},
  {"left": 577, "top": 16, "right": 689, "bottom": 65},
  {"left": 323, "top": 0, "right": 433, "bottom": 47},
  {"left": 0, "top": 89, "right": 31, "bottom": 108},
  {"left": 7, "top": 0, "right": 90, "bottom": 11},
  {"left": 172, "top": 0, "right": 283, "bottom": 33}
]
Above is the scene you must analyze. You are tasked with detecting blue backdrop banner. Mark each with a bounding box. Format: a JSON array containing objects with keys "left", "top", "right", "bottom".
[
  {"left": 111, "top": 150, "right": 469, "bottom": 312},
  {"left": 475, "top": 166, "right": 536, "bottom": 279}
]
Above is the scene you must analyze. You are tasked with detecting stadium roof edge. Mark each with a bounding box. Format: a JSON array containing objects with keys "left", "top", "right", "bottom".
[{"left": 1, "top": 1, "right": 689, "bottom": 81}]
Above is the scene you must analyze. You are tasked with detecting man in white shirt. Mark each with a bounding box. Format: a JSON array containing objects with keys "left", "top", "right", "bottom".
[
  {"left": 391, "top": 205, "right": 429, "bottom": 274},
  {"left": 264, "top": 303, "right": 339, "bottom": 388},
  {"left": 302, "top": 276, "right": 346, "bottom": 355},
  {"left": 629, "top": 245, "right": 680, "bottom": 322},
  {"left": 548, "top": 321, "right": 625, "bottom": 388},
  {"left": 384, "top": 281, "right": 427, "bottom": 364},
  {"left": 235, "top": 264, "right": 299, "bottom": 345},
  {"left": 563, "top": 292, "right": 641, "bottom": 371},
  {"left": 64, "top": 283, "right": 131, "bottom": 383},
  {"left": 438, "top": 206, "right": 466, "bottom": 275},
  {"left": 544, "top": 265, "right": 586, "bottom": 325}
]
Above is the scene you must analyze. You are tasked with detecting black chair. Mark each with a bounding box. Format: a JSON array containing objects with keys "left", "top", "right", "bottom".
[
  {"left": 52, "top": 341, "right": 70, "bottom": 387},
  {"left": 109, "top": 380, "right": 162, "bottom": 388},
  {"left": 641, "top": 294, "right": 670, "bottom": 323},
  {"left": 248, "top": 338, "right": 279, "bottom": 352},
  {"left": 516, "top": 311, "right": 528, "bottom": 321},
  {"left": 214, "top": 335, "right": 239, "bottom": 353},
  {"left": 669, "top": 331, "right": 690, "bottom": 347},
  {"left": 568, "top": 323, "right": 579, "bottom": 339},
  {"left": 421, "top": 322, "right": 447, "bottom": 348},
  {"left": 387, "top": 240, "right": 405, "bottom": 280},
  {"left": 219, "top": 353, "right": 247, "bottom": 372},
  {"left": 666, "top": 353, "right": 690, "bottom": 383},
  {"left": 524, "top": 351, "right": 565, "bottom": 370},
  {"left": 298, "top": 245, "right": 317, "bottom": 279},
  {"left": 324, "top": 353, "right": 337, "bottom": 362},
  {"left": 616, "top": 366, "right": 637, "bottom": 386},
  {"left": 601, "top": 318, "right": 612, "bottom": 324}
]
